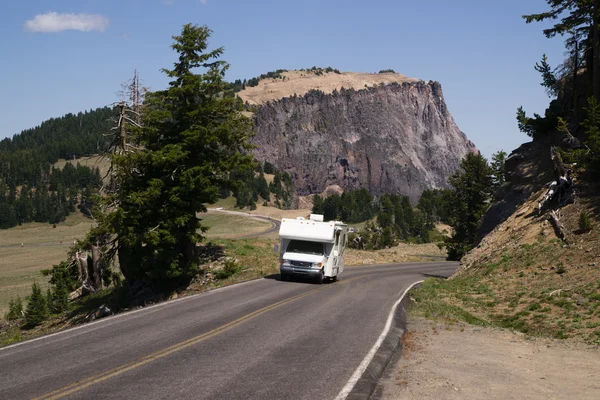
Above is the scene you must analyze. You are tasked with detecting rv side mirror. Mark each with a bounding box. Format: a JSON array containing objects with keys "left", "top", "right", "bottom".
[{"left": 333, "top": 250, "right": 339, "bottom": 257}]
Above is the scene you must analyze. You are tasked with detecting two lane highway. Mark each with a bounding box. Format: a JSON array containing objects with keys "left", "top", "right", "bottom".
[{"left": 0, "top": 262, "right": 458, "bottom": 400}]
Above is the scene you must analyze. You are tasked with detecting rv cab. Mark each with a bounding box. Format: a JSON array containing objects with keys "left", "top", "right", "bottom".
[{"left": 278, "top": 214, "right": 348, "bottom": 284}]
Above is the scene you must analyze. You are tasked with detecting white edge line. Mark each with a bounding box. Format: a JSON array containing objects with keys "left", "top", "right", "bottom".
[
  {"left": 0, "top": 278, "right": 265, "bottom": 352},
  {"left": 333, "top": 279, "right": 424, "bottom": 400}
]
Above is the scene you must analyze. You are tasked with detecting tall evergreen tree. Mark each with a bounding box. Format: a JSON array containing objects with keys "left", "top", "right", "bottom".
[
  {"left": 523, "top": 1, "right": 600, "bottom": 100},
  {"left": 444, "top": 153, "right": 494, "bottom": 261},
  {"left": 108, "top": 24, "right": 255, "bottom": 284}
]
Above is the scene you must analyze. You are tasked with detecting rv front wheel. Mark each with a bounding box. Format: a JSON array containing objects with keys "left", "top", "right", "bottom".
[{"left": 315, "top": 271, "right": 324, "bottom": 285}]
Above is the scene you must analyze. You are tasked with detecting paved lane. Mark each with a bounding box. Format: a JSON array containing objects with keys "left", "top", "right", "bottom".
[{"left": 0, "top": 262, "right": 458, "bottom": 400}]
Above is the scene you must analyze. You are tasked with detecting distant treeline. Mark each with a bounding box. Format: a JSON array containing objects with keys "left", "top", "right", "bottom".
[
  {"left": 229, "top": 161, "right": 294, "bottom": 210},
  {"left": 225, "top": 66, "right": 342, "bottom": 95},
  {"left": 0, "top": 163, "right": 102, "bottom": 228},
  {"left": 0, "top": 107, "right": 112, "bottom": 187},
  {"left": 312, "top": 188, "right": 453, "bottom": 248},
  {"left": 0, "top": 107, "right": 112, "bottom": 228}
]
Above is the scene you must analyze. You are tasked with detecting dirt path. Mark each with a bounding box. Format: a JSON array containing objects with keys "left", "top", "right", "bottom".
[{"left": 378, "top": 318, "right": 600, "bottom": 400}]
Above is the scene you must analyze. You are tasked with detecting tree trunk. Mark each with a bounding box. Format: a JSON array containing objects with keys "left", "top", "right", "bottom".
[
  {"left": 118, "top": 243, "right": 134, "bottom": 283},
  {"left": 91, "top": 245, "right": 102, "bottom": 290},
  {"left": 573, "top": 37, "right": 579, "bottom": 125},
  {"left": 76, "top": 251, "right": 89, "bottom": 283}
]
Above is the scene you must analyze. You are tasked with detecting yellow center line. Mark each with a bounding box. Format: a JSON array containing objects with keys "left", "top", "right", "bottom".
[{"left": 34, "top": 276, "right": 364, "bottom": 400}]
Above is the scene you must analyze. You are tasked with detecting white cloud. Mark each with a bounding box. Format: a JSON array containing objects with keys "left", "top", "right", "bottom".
[
  {"left": 24, "top": 12, "right": 110, "bottom": 33},
  {"left": 200, "top": 0, "right": 208, "bottom": 4}
]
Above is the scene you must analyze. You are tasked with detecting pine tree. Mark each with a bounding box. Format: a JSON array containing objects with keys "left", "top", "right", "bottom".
[
  {"left": 109, "top": 24, "right": 255, "bottom": 284},
  {"left": 523, "top": 1, "right": 600, "bottom": 100},
  {"left": 5, "top": 296, "right": 24, "bottom": 321},
  {"left": 490, "top": 150, "right": 507, "bottom": 189},
  {"left": 51, "top": 279, "right": 69, "bottom": 313},
  {"left": 25, "top": 283, "right": 49, "bottom": 327},
  {"left": 312, "top": 194, "right": 324, "bottom": 214},
  {"left": 581, "top": 96, "right": 600, "bottom": 175},
  {"left": 444, "top": 153, "right": 494, "bottom": 261},
  {"left": 257, "top": 171, "right": 270, "bottom": 200}
]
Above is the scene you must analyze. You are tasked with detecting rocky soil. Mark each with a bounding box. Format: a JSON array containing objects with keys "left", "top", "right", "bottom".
[{"left": 378, "top": 317, "right": 600, "bottom": 400}]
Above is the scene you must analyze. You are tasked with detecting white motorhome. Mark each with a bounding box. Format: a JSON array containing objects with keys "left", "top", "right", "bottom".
[{"left": 279, "top": 214, "right": 349, "bottom": 283}]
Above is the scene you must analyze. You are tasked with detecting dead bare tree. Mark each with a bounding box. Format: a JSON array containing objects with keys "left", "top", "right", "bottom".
[{"left": 69, "top": 71, "right": 148, "bottom": 299}]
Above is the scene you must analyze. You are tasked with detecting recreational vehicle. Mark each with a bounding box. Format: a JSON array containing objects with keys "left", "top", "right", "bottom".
[{"left": 278, "top": 214, "right": 349, "bottom": 283}]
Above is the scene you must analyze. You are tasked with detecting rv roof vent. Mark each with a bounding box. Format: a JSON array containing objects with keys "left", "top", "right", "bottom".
[
  {"left": 296, "top": 217, "right": 305, "bottom": 220},
  {"left": 310, "top": 214, "right": 324, "bottom": 222}
]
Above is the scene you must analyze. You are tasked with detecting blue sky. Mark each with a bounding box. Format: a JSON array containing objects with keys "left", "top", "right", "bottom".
[{"left": 1, "top": 0, "right": 566, "bottom": 158}]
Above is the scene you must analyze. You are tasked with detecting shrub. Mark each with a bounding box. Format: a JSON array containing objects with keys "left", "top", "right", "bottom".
[
  {"left": 215, "top": 259, "right": 241, "bottom": 280},
  {"left": 25, "top": 283, "right": 49, "bottom": 327},
  {"left": 579, "top": 211, "right": 593, "bottom": 233},
  {"left": 5, "top": 296, "right": 24, "bottom": 321}
]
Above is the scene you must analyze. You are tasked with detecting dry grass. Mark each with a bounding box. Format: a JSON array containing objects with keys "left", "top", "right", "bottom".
[
  {"left": 416, "top": 182, "right": 600, "bottom": 344},
  {"left": 238, "top": 70, "right": 420, "bottom": 105},
  {"left": 345, "top": 243, "right": 446, "bottom": 266},
  {"left": 201, "top": 212, "right": 273, "bottom": 239},
  {"left": 54, "top": 155, "right": 111, "bottom": 181},
  {"left": 0, "top": 213, "right": 94, "bottom": 316}
]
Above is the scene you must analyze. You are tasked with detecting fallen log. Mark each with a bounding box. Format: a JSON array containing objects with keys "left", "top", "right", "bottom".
[{"left": 549, "top": 210, "right": 568, "bottom": 244}]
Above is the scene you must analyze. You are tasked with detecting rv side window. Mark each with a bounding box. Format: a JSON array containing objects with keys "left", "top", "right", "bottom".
[{"left": 286, "top": 240, "right": 324, "bottom": 255}]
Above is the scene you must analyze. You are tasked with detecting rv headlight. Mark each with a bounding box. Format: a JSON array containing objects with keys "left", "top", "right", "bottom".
[
  {"left": 281, "top": 259, "right": 289, "bottom": 265},
  {"left": 312, "top": 262, "right": 322, "bottom": 268}
]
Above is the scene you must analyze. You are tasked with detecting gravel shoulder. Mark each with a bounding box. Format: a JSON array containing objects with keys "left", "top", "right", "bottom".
[{"left": 379, "top": 317, "right": 600, "bottom": 400}]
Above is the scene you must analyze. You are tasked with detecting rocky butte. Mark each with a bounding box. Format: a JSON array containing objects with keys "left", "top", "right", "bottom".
[{"left": 238, "top": 70, "right": 477, "bottom": 203}]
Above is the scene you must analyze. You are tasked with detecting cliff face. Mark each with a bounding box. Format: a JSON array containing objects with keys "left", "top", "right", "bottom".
[{"left": 251, "top": 80, "right": 477, "bottom": 202}]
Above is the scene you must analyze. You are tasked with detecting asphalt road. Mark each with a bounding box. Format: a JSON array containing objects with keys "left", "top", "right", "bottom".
[{"left": 0, "top": 262, "right": 458, "bottom": 400}]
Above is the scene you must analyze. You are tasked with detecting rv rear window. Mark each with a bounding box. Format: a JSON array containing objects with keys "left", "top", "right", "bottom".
[{"left": 286, "top": 240, "right": 324, "bottom": 255}]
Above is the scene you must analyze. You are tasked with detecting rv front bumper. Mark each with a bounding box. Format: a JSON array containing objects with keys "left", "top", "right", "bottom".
[{"left": 280, "top": 265, "right": 322, "bottom": 278}]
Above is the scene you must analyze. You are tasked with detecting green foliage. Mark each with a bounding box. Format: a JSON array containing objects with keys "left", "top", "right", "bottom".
[
  {"left": 417, "top": 189, "right": 453, "bottom": 227},
  {"left": 312, "top": 194, "right": 324, "bottom": 215},
  {"left": 107, "top": 24, "right": 255, "bottom": 285},
  {"left": 582, "top": 97, "right": 600, "bottom": 176},
  {"left": 232, "top": 168, "right": 271, "bottom": 209},
  {"left": 378, "top": 69, "right": 396, "bottom": 73},
  {"left": 25, "top": 283, "right": 49, "bottom": 327},
  {"left": 263, "top": 161, "right": 275, "bottom": 174},
  {"left": 0, "top": 161, "right": 102, "bottom": 229},
  {"left": 299, "top": 66, "right": 341, "bottom": 75},
  {"left": 269, "top": 170, "right": 294, "bottom": 209},
  {"left": 317, "top": 189, "right": 375, "bottom": 223},
  {"left": 579, "top": 211, "right": 593, "bottom": 233},
  {"left": 490, "top": 150, "right": 507, "bottom": 189},
  {"left": 0, "top": 107, "right": 112, "bottom": 188},
  {"left": 443, "top": 153, "right": 494, "bottom": 260},
  {"left": 516, "top": 106, "right": 558, "bottom": 138},
  {"left": 522, "top": 2, "right": 592, "bottom": 40},
  {"left": 235, "top": 69, "right": 289, "bottom": 91},
  {"left": 534, "top": 54, "right": 558, "bottom": 97},
  {"left": 5, "top": 296, "right": 24, "bottom": 321},
  {"left": 214, "top": 259, "right": 242, "bottom": 280}
]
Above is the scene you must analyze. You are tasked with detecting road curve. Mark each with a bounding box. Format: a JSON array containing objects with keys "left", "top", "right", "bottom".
[
  {"left": 0, "top": 262, "right": 458, "bottom": 400},
  {"left": 206, "top": 208, "right": 281, "bottom": 239}
]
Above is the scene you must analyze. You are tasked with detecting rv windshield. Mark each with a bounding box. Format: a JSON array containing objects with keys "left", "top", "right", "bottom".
[{"left": 286, "top": 240, "right": 324, "bottom": 255}]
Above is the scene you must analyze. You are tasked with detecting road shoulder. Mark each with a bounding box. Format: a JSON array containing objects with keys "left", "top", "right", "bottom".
[{"left": 377, "top": 317, "right": 600, "bottom": 400}]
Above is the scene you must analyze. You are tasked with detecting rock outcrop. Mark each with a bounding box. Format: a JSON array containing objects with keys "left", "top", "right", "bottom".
[{"left": 250, "top": 80, "right": 476, "bottom": 203}]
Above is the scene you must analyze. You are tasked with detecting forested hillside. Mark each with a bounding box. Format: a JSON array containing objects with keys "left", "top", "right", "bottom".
[{"left": 0, "top": 108, "right": 111, "bottom": 228}]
